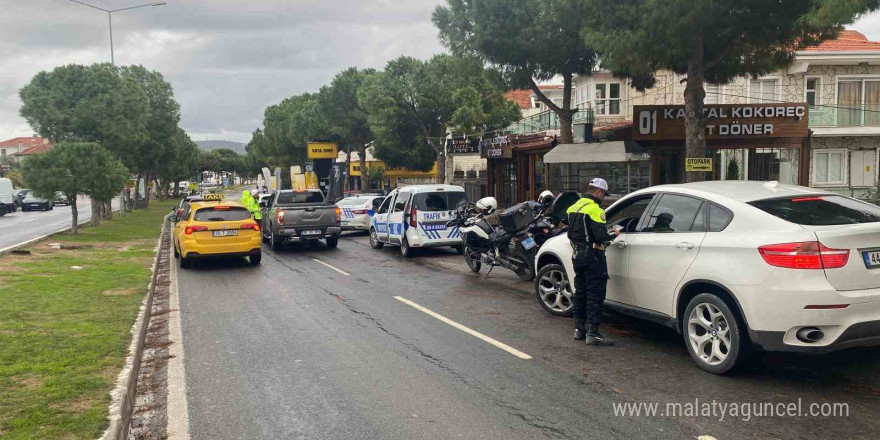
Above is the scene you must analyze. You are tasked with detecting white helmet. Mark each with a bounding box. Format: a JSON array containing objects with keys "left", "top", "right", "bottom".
[
  {"left": 538, "top": 190, "right": 554, "bottom": 206},
  {"left": 475, "top": 196, "right": 498, "bottom": 215},
  {"left": 250, "top": 189, "right": 259, "bottom": 196},
  {"left": 588, "top": 178, "right": 609, "bottom": 192}
]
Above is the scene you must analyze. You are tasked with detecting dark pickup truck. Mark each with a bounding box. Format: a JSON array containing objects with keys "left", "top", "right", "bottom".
[{"left": 260, "top": 189, "right": 342, "bottom": 250}]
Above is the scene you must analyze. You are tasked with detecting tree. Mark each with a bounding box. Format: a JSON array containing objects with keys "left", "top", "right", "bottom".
[
  {"left": 434, "top": 0, "right": 597, "bottom": 143},
  {"left": 319, "top": 68, "right": 377, "bottom": 189},
  {"left": 21, "top": 142, "right": 128, "bottom": 233},
  {"left": 358, "top": 55, "right": 519, "bottom": 183},
  {"left": 578, "top": 0, "right": 880, "bottom": 182},
  {"left": 2, "top": 168, "right": 24, "bottom": 188},
  {"left": 157, "top": 128, "right": 201, "bottom": 198}
]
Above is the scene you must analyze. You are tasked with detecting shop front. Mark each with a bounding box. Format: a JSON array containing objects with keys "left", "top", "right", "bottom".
[
  {"left": 632, "top": 104, "right": 811, "bottom": 186},
  {"left": 482, "top": 133, "right": 556, "bottom": 207},
  {"left": 543, "top": 141, "right": 651, "bottom": 196}
]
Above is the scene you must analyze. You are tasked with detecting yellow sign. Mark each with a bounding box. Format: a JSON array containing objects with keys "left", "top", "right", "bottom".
[
  {"left": 349, "top": 160, "right": 437, "bottom": 177},
  {"left": 686, "top": 157, "right": 713, "bottom": 172},
  {"left": 202, "top": 193, "right": 225, "bottom": 200},
  {"left": 307, "top": 142, "right": 338, "bottom": 159}
]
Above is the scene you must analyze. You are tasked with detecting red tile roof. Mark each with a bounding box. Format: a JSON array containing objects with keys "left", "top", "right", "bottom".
[
  {"left": 803, "top": 30, "right": 880, "bottom": 52},
  {"left": 0, "top": 136, "right": 47, "bottom": 149},
  {"left": 593, "top": 120, "right": 633, "bottom": 133},
  {"left": 17, "top": 143, "right": 52, "bottom": 156},
  {"left": 505, "top": 89, "right": 533, "bottom": 110}
]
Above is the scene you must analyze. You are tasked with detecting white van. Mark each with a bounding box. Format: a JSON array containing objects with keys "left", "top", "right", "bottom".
[
  {"left": 0, "top": 178, "right": 14, "bottom": 216},
  {"left": 369, "top": 184, "right": 467, "bottom": 257}
]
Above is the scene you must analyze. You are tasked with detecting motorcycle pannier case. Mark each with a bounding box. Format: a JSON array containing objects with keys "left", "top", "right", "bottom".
[{"left": 498, "top": 202, "right": 534, "bottom": 233}]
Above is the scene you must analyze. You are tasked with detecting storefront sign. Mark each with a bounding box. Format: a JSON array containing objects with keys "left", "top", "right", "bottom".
[
  {"left": 307, "top": 142, "right": 338, "bottom": 159},
  {"left": 685, "top": 157, "right": 713, "bottom": 172},
  {"left": 446, "top": 137, "right": 481, "bottom": 155},
  {"left": 632, "top": 104, "right": 809, "bottom": 141},
  {"left": 480, "top": 136, "right": 513, "bottom": 159}
]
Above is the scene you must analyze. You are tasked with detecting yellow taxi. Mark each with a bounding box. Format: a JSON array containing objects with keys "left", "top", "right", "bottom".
[{"left": 172, "top": 195, "right": 262, "bottom": 268}]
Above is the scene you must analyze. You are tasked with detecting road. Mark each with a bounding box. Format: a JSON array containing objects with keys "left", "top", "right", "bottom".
[
  {"left": 0, "top": 197, "right": 120, "bottom": 251},
  {"left": 174, "top": 233, "right": 880, "bottom": 440}
]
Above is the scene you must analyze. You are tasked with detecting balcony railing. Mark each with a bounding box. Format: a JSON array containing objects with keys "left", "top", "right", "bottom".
[
  {"left": 808, "top": 104, "right": 880, "bottom": 128},
  {"left": 506, "top": 108, "right": 595, "bottom": 135}
]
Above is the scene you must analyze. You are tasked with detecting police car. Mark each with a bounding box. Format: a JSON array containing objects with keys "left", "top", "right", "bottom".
[
  {"left": 369, "top": 185, "right": 467, "bottom": 257},
  {"left": 336, "top": 195, "right": 383, "bottom": 231}
]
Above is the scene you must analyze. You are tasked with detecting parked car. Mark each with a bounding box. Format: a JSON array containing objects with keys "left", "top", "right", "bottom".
[
  {"left": 260, "top": 189, "right": 342, "bottom": 250},
  {"left": 11, "top": 188, "right": 31, "bottom": 212},
  {"left": 336, "top": 195, "right": 382, "bottom": 231},
  {"left": 20, "top": 194, "right": 53, "bottom": 211},
  {"left": 0, "top": 179, "right": 14, "bottom": 215},
  {"left": 52, "top": 192, "right": 70, "bottom": 206},
  {"left": 535, "top": 181, "right": 880, "bottom": 374},
  {"left": 369, "top": 185, "right": 467, "bottom": 257}
]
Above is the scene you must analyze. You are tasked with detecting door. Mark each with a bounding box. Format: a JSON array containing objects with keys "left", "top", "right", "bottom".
[
  {"left": 388, "top": 191, "right": 411, "bottom": 245},
  {"left": 373, "top": 194, "right": 393, "bottom": 242},
  {"left": 603, "top": 194, "right": 657, "bottom": 305},
  {"left": 627, "top": 193, "right": 707, "bottom": 315}
]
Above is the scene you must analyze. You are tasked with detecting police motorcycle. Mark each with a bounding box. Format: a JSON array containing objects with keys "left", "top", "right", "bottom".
[{"left": 447, "top": 197, "right": 544, "bottom": 281}]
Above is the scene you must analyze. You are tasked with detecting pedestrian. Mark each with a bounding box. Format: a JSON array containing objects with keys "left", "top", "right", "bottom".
[
  {"left": 240, "top": 190, "right": 262, "bottom": 221},
  {"left": 566, "top": 178, "right": 620, "bottom": 346}
]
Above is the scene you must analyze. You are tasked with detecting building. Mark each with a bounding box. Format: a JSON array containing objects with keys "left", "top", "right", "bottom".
[
  {"left": 0, "top": 136, "right": 51, "bottom": 163},
  {"left": 337, "top": 147, "right": 438, "bottom": 191}
]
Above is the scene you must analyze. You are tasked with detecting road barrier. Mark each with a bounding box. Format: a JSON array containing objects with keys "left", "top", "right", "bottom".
[{"left": 100, "top": 218, "right": 170, "bottom": 440}]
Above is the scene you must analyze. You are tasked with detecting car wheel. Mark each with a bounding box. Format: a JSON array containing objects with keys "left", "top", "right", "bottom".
[
  {"left": 179, "top": 255, "right": 192, "bottom": 269},
  {"left": 261, "top": 226, "right": 269, "bottom": 243},
  {"left": 535, "top": 264, "right": 574, "bottom": 317},
  {"left": 463, "top": 245, "right": 481, "bottom": 272},
  {"left": 326, "top": 236, "right": 339, "bottom": 249},
  {"left": 270, "top": 231, "right": 282, "bottom": 251},
  {"left": 400, "top": 236, "right": 413, "bottom": 258},
  {"left": 250, "top": 253, "right": 262, "bottom": 265},
  {"left": 453, "top": 244, "right": 464, "bottom": 255},
  {"left": 683, "top": 293, "right": 750, "bottom": 375},
  {"left": 22, "top": 208, "right": 28, "bottom": 212},
  {"left": 369, "top": 228, "right": 384, "bottom": 249}
]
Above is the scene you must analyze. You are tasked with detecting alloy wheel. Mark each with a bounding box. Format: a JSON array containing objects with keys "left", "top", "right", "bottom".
[
  {"left": 537, "top": 269, "right": 573, "bottom": 313},
  {"left": 687, "top": 302, "right": 731, "bottom": 367}
]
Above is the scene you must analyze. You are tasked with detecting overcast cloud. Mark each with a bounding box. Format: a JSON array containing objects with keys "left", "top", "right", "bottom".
[{"left": 3, "top": 1, "right": 880, "bottom": 144}]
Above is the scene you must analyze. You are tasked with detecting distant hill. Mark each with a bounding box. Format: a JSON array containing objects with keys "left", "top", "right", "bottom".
[{"left": 195, "top": 140, "right": 247, "bottom": 155}]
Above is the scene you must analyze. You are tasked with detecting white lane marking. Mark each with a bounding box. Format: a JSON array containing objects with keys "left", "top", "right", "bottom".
[
  {"left": 167, "top": 244, "right": 191, "bottom": 440},
  {"left": 311, "top": 258, "right": 350, "bottom": 276},
  {"left": 394, "top": 296, "right": 532, "bottom": 360}
]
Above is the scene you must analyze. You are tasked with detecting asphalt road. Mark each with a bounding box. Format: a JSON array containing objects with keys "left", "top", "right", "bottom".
[
  {"left": 0, "top": 197, "right": 121, "bottom": 251},
  {"left": 175, "top": 232, "right": 880, "bottom": 440}
]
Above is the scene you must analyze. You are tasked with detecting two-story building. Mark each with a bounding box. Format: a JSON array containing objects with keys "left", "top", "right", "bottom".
[
  {"left": 568, "top": 30, "right": 880, "bottom": 198},
  {"left": 0, "top": 136, "right": 50, "bottom": 164}
]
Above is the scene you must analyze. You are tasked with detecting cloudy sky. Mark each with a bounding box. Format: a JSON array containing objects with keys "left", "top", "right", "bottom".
[{"left": 3, "top": 1, "right": 880, "bottom": 144}]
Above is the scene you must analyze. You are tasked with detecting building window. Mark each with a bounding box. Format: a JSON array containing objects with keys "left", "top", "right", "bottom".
[
  {"left": 837, "top": 79, "right": 880, "bottom": 126},
  {"left": 806, "top": 77, "right": 821, "bottom": 108},
  {"left": 595, "top": 83, "right": 621, "bottom": 115},
  {"left": 749, "top": 79, "right": 778, "bottom": 103},
  {"left": 813, "top": 149, "right": 846, "bottom": 185},
  {"left": 704, "top": 84, "right": 722, "bottom": 105}
]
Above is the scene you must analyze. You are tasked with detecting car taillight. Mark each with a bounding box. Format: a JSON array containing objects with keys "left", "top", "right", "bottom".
[
  {"left": 240, "top": 223, "right": 260, "bottom": 231},
  {"left": 758, "top": 241, "right": 849, "bottom": 269},
  {"left": 184, "top": 225, "right": 208, "bottom": 235},
  {"left": 276, "top": 210, "right": 284, "bottom": 225},
  {"left": 335, "top": 206, "right": 342, "bottom": 222},
  {"left": 352, "top": 209, "right": 367, "bottom": 215},
  {"left": 410, "top": 207, "right": 417, "bottom": 228}
]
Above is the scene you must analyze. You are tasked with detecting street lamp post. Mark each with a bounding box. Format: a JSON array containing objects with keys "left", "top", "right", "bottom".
[{"left": 68, "top": 0, "right": 166, "bottom": 65}]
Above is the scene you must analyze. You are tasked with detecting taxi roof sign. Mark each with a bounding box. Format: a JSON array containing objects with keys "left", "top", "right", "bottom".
[{"left": 202, "top": 193, "right": 225, "bottom": 200}]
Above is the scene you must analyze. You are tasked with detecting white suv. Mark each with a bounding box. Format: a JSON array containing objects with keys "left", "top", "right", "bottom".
[{"left": 535, "top": 181, "right": 880, "bottom": 374}]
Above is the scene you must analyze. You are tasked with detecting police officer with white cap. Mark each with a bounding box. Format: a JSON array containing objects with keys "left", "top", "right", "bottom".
[{"left": 566, "top": 178, "right": 620, "bottom": 345}]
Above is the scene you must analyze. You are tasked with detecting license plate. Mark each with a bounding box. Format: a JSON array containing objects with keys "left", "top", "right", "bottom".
[
  {"left": 422, "top": 223, "right": 448, "bottom": 231},
  {"left": 522, "top": 236, "right": 536, "bottom": 250},
  {"left": 212, "top": 230, "right": 238, "bottom": 237},
  {"left": 863, "top": 250, "right": 880, "bottom": 268},
  {"left": 301, "top": 229, "right": 322, "bottom": 235}
]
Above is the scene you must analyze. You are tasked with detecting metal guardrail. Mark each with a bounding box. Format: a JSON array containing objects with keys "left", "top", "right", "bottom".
[{"left": 506, "top": 108, "right": 594, "bottom": 135}]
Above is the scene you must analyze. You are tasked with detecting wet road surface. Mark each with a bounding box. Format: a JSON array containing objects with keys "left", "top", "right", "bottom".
[{"left": 175, "top": 231, "right": 880, "bottom": 440}]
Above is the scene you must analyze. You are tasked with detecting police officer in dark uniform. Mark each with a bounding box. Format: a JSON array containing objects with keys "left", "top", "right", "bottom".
[{"left": 566, "top": 178, "right": 620, "bottom": 346}]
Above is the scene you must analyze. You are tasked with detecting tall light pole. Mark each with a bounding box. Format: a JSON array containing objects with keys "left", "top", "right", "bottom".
[{"left": 68, "top": 0, "right": 166, "bottom": 65}]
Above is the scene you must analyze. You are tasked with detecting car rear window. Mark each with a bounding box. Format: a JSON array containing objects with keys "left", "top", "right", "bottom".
[
  {"left": 412, "top": 192, "right": 467, "bottom": 212},
  {"left": 749, "top": 195, "right": 880, "bottom": 226},
  {"left": 337, "top": 197, "right": 372, "bottom": 206},
  {"left": 276, "top": 191, "right": 324, "bottom": 204},
  {"left": 194, "top": 207, "right": 251, "bottom": 221}
]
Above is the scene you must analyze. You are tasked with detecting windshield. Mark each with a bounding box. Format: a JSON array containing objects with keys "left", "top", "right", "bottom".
[
  {"left": 749, "top": 195, "right": 880, "bottom": 226},
  {"left": 193, "top": 206, "right": 251, "bottom": 221},
  {"left": 411, "top": 192, "right": 467, "bottom": 212},
  {"left": 337, "top": 197, "right": 373, "bottom": 206},
  {"left": 275, "top": 191, "right": 324, "bottom": 204}
]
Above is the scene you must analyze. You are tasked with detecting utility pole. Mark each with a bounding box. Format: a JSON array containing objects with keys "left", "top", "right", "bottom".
[{"left": 68, "top": 0, "right": 166, "bottom": 65}]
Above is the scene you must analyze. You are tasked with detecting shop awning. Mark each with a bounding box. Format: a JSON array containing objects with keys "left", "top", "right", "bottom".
[{"left": 543, "top": 141, "right": 646, "bottom": 164}]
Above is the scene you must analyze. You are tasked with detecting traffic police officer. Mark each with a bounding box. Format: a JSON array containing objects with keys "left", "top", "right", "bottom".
[{"left": 566, "top": 178, "right": 619, "bottom": 346}]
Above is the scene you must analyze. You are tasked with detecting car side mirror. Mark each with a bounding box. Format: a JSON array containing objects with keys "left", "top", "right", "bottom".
[{"left": 372, "top": 199, "right": 382, "bottom": 210}]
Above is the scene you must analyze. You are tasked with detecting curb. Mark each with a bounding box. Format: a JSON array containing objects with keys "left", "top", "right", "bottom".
[{"left": 100, "top": 218, "right": 170, "bottom": 440}]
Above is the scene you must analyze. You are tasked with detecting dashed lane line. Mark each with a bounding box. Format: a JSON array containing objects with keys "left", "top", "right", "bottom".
[{"left": 311, "top": 258, "right": 351, "bottom": 276}]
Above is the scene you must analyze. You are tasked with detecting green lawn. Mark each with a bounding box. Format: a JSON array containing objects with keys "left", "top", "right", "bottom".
[{"left": 0, "top": 200, "right": 175, "bottom": 440}]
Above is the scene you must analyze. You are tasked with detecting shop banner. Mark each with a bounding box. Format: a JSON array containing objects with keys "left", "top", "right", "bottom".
[{"left": 633, "top": 104, "right": 809, "bottom": 141}]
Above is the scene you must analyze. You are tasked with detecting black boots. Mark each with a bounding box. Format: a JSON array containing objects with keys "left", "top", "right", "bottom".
[
  {"left": 573, "top": 319, "right": 587, "bottom": 341},
  {"left": 585, "top": 325, "right": 614, "bottom": 346}
]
